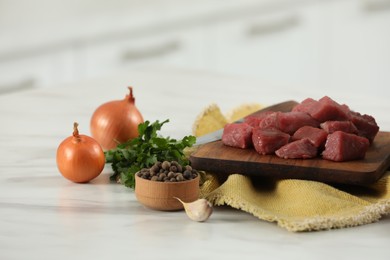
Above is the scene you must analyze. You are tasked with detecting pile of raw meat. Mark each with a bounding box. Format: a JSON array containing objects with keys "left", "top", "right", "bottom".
[{"left": 222, "top": 96, "right": 379, "bottom": 162}]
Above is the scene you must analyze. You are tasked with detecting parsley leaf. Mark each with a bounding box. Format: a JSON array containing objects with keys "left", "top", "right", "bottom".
[{"left": 105, "top": 119, "right": 196, "bottom": 188}]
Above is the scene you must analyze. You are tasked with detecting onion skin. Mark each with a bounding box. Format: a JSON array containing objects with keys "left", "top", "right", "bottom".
[
  {"left": 56, "top": 123, "right": 105, "bottom": 183},
  {"left": 90, "top": 87, "right": 144, "bottom": 150}
]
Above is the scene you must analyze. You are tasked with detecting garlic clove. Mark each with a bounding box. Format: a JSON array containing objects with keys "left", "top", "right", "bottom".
[{"left": 175, "top": 197, "right": 213, "bottom": 222}]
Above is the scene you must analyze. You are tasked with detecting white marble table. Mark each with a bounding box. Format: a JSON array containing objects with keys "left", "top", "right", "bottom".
[{"left": 1, "top": 67, "right": 389, "bottom": 260}]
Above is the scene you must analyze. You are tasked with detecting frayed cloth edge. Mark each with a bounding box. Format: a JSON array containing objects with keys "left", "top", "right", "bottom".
[{"left": 206, "top": 193, "right": 390, "bottom": 232}]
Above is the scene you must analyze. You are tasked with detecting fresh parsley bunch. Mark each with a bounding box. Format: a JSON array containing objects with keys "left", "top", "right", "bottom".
[{"left": 105, "top": 119, "right": 196, "bottom": 188}]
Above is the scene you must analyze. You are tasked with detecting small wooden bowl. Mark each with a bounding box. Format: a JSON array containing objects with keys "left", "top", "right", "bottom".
[{"left": 135, "top": 174, "right": 200, "bottom": 211}]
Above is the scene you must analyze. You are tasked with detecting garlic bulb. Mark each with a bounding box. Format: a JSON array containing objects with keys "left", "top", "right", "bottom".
[{"left": 175, "top": 197, "right": 213, "bottom": 222}]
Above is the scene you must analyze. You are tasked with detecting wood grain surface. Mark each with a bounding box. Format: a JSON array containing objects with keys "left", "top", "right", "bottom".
[{"left": 190, "top": 101, "right": 390, "bottom": 185}]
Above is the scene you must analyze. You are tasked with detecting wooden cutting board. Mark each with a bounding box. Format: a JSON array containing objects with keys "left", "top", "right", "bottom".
[{"left": 190, "top": 101, "right": 390, "bottom": 185}]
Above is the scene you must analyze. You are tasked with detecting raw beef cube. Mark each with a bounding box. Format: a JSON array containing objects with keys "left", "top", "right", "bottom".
[
  {"left": 322, "top": 131, "right": 370, "bottom": 162},
  {"left": 292, "top": 97, "right": 317, "bottom": 111},
  {"left": 244, "top": 116, "right": 262, "bottom": 128},
  {"left": 292, "top": 126, "right": 328, "bottom": 148},
  {"left": 317, "top": 96, "right": 351, "bottom": 121},
  {"left": 275, "top": 138, "right": 318, "bottom": 159},
  {"left": 277, "top": 111, "right": 319, "bottom": 134},
  {"left": 222, "top": 123, "right": 253, "bottom": 149},
  {"left": 320, "top": 120, "right": 358, "bottom": 134},
  {"left": 259, "top": 111, "right": 319, "bottom": 134},
  {"left": 258, "top": 112, "right": 279, "bottom": 130},
  {"left": 252, "top": 128, "right": 290, "bottom": 155},
  {"left": 243, "top": 111, "right": 274, "bottom": 128},
  {"left": 292, "top": 96, "right": 350, "bottom": 123},
  {"left": 349, "top": 111, "right": 379, "bottom": 143}
]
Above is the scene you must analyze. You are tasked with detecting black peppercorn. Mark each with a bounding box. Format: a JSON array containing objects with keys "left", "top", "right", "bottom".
[{"left": 136, "top": 161, "right": 198, "bottom": 182}]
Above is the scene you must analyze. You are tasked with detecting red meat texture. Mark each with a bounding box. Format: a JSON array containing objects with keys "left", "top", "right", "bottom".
[
  {"left": 221, "top": 96, "right": 379, "bottom": 162},
  {"left": 322, "top": 131, "right": 370, "bottom": 162},
  {"left": 349, "top": 111, "right": 379, "bottom": 143},
  {"left": 259, "top": 111, "right": 319, "bottom": 134},
  {"left": 320, "top": 120, "right": 358, "bottom": 134},
  {"left": 252, "top": 128, "right": 290, "bottom": 155},
  {"left": 244, "top": 111, "right": 274, "bottom": 128},
  {"left": 292, "top": 126, "right": 328, "bottom": 148},
  {"left": 222, "top": 123, "right": 253, "bottom": 149},
  {"left": 275, "top": 138, "right": 318, "bottom": 159},
  {"left": 292, "top": 96, "right": 350, "bottom": 122}
]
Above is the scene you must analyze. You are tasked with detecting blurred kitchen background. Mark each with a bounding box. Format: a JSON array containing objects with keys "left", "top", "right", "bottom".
[{"left": 1, "top": 0, "right": 389, "bottom": 95}]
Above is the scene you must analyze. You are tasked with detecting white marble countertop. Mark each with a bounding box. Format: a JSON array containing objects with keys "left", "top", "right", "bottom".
[{"left": 0, "top": 67, "right": 389, "bottom": 260}]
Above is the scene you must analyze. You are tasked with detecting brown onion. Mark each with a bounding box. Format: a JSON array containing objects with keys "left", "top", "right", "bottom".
[
  {"left": 90, "top": 87, "right": 144, "bottom": 150},
  {"left": 56, "top": 122, "right": 105, "bottom": 183}
]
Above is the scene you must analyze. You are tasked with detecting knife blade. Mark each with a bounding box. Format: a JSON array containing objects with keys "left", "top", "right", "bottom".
[{"left": 194, "top": 100, "right": 298, "bottom": 145}]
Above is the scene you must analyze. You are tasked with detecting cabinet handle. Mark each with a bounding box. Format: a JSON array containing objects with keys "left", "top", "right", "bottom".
[
  {"left": 246, "top": 15, "right": 300, "bottom": 37},
  {"left": 0, "top": 78, "right": 35, "bottom": 95},
  {"left": 121, "top": 40, "right": 181, "bottom": 61},
  {"left": 363, "top": 0, "right": 390, "bottom": 12}
]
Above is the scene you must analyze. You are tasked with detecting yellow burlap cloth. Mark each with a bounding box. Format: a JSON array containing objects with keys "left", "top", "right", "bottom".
[{"left": 192, "top": 103, "right": 390, "bottom": 232}]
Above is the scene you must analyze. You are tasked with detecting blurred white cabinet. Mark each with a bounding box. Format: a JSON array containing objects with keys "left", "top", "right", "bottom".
[
  {"left": 83, "top": 26, "right": 208, "bottom": 79},
  {"left": 0, "top": 48, "right": 76, "bottom": 93},
  {"left": 205, "top": 0, "right": 390, "bottom": 92},
  {"left": 1, "top": 0, "right": 389, "bottom": 93},
  {"left": 323, "top": 0, "right": 390, "bottom": 93},
  {"left": 207, "top": 3, "right": 328, "bottom": 90}
]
